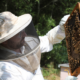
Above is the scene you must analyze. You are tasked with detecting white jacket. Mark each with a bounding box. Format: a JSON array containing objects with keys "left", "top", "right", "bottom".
[{"left": 0, "top": 15, "right": 70, "bottom": 80}]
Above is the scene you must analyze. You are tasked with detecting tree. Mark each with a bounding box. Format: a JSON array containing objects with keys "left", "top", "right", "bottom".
[{"left": 0, "top": 0, "right": 80, "bottom": 68}]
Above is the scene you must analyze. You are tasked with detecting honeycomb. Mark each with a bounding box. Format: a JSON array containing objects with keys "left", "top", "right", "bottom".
[{"left": 64, "top": 9, "right": 80, "bottom": 74}]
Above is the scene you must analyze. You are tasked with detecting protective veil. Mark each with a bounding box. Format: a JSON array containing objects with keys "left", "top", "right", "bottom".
[{"left": 0, "top": 20, "right": 41, "bottom": 72}]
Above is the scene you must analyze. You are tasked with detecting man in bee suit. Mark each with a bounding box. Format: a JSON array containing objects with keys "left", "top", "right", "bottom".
[{"left": 0, "top": 11, "right": 77, "bottom": 80}]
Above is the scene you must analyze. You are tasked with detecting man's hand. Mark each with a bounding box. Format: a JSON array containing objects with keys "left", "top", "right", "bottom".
[
  {"left": 59, "top": 14, "right": 70, "bottom": 31},
  {"left": 65, "top": 76, "right": 77, "bottom": 80}
]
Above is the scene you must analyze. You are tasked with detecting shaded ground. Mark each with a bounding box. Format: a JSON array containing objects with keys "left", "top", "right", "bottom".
[
  {"left": 44, "top": 73, "right": 60, "bottom": 80},
  {"left": 41, "top": 67, "right": 60, "bottom": 80}
]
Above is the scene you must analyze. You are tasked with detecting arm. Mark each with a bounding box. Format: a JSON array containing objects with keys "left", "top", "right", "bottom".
[{"left": 39, "top": 14, "right": 70, "bottom": 53}]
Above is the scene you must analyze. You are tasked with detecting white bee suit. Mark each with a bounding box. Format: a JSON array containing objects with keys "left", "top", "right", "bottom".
[{"left": 0, "top": 15, "right": 70, "bottom": 80}]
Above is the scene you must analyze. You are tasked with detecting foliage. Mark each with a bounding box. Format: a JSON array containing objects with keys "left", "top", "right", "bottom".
[
  {"left": 0, "top": 0, "right": 80, "bottom": 68},
  {"left": 41, "top": 0, "right": 80, "bottom": 68},
  {"left": 41, "top": 39, "right": 68, "bottom": 68}
]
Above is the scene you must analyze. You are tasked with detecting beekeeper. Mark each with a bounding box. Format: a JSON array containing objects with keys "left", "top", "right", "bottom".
[{"left": 0, "top": 11, "right": 77, "bottom": 80}]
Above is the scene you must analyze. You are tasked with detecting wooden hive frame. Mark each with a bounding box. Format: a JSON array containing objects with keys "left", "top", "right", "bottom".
[{"left": 64, "top": 2, "right": 80, "bottom": 77}]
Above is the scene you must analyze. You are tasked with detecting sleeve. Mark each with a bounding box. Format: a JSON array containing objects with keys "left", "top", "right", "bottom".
[{"left": 39, "top": 14, "right": 70, "bottom": 53}]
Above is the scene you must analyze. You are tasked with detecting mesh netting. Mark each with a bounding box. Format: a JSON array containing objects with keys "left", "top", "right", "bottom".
[{"left": 0, "top": 20, "right": 40, "bottom": 60}]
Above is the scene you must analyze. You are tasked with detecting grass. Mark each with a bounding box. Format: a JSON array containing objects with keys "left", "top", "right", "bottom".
[{"left": 41, "top": 63, "right": 60, "bottom": 80}]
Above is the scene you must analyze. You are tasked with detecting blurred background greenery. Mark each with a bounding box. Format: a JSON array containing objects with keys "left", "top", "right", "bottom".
[{"left": 0, "top": 0, "right": 80, "bottom": 69}]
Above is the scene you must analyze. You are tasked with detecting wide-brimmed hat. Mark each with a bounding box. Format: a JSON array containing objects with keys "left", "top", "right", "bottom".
[{"left": 0, "top": 11, "right": 32, "bottom": 43}]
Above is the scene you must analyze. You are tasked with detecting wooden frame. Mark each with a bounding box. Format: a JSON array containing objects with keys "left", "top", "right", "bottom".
[{"left": 64, "top": 2, "right": 80, "bottom": 77}]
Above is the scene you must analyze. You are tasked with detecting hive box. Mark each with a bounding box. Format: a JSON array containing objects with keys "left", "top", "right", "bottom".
[{"left": 58, "top": 63, "right": 80, "bottom": 80}]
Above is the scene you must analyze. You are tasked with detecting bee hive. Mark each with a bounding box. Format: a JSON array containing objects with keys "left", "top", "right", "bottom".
[{"left": 64, "top": 9, "right": 80, "bottom": 75}]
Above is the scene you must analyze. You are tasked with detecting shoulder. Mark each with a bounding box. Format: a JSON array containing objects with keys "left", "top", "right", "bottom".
[
  {"left": 0, "top": 61, "right": 19, "bottom": 72},
  {"left": 0, "top": 61, "right": 21, "bottom": 79}
]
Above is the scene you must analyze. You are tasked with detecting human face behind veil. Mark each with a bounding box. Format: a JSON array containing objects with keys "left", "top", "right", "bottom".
[
  {"left": 0, "top": 21, "right": 40, "bottom": 60},
  {"left": 7, "top": 29, "right": 27, "bottom": 49}
]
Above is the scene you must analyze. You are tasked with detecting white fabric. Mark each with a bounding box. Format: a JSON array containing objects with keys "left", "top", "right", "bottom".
[
  {"left": 65, "top": 76, "right": 77, "bottom": 80},
  {"left": 32, "top": 66, "right": 44, "bottom": 80},
  {"left": 0, "top": 61, "right": 34, "bottom": 80},
  {"left": 46, "top": 25, "right": 65, "bottom": 44},
  {"left": 0, "top": 61, "right": 43, "bottom": 80},
  {"left": 0, "top": 12, "right": 32, "bottom": 43},
  {"left": 59, "top": 14, "right": 70, "bottom": 31},
  {"left": 39, "top": 35, "right": 53, "bottom": 53},
  {"left": 0, "top": 15, "right": 69, "bottom": 80}
]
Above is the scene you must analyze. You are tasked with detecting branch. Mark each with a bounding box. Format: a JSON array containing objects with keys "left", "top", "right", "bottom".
[
  {"left": 38, "top": 0, "right": 40, "bottom": 16},
  {"left": 41, "top": 0, "right": 58, "bottom": 10},
  {"left": 5, "top": 0, "right": 8, "bottom": 10}
]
